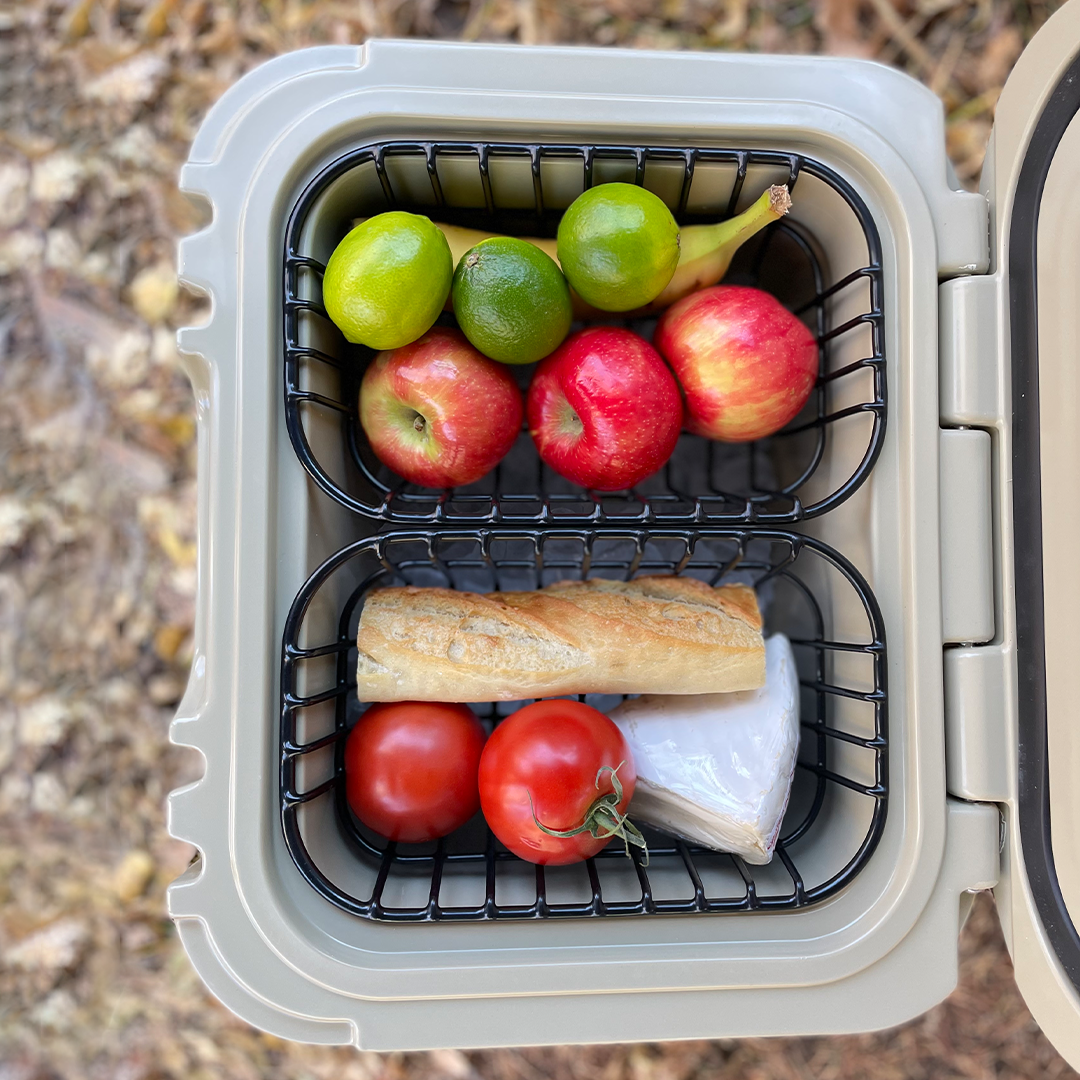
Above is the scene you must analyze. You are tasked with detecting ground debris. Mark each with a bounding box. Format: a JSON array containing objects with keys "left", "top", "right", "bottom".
[{"left": 1, "top": 0, "right": 1073, "bottom": 1077}]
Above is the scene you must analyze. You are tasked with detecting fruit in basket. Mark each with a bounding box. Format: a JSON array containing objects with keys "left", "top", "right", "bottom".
[
  {"left": 527, "top": 327, "right": 683, "bottom": 491},
  {"left": 345, "top": 701, "right": 486, "bottom": 843},
  {"left": 478, "top": 700, "right": 645, "bottom": 865},
  {"left": 640, "top": 184, "right": 791, "bottom": 315},
  {"left": 451, "top": 237, "right": 572, "bottom": 364},
  {"left": 556, "top": 183, "right": 680, "bottom": 311},
  {"left": 359, "top": 326, "right": 523, "bottom": 488},
  {"left": 654, "top": 284, "right": 818, "bottom": 443},
  {"left": 436, "top": 223, "right": 559, "bottom": 270},
  {"left": 323, "top": 211, "right": 452, "bottom": 350},
  {"left": 354, "top": 184, "right": 790, "bottom": 320}
]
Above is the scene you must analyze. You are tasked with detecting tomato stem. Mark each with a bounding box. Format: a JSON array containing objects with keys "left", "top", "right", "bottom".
[{"left": 528, "top": 762, "right": 649, "bottom": 865}]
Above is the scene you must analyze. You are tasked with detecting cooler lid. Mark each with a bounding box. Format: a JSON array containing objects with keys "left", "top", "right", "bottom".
[{"left": 988, "top": 0, "right": 1080, "bottom": 1061}]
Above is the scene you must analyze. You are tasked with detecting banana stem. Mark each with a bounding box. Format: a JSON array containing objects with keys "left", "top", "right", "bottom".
[{"left": 696, "top": 184, "right": 791, "bottom": 256}]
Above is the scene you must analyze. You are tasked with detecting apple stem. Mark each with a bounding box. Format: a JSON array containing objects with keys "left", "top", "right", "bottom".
[{"left": 413, "top": 414, "right": 426, "bottom": 432}]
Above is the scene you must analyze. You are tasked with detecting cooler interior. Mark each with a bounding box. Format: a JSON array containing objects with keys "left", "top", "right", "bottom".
[{"left": 276, "top": 138, "right": 892, "bottom": 925}]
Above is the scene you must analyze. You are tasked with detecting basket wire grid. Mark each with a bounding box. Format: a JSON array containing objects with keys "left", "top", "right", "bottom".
[
  {"left": 280, "top": 529, "right": 888, "bottom": 922},
  {"left": 283, "top": 142, "right": 887, "bottom": 525}
]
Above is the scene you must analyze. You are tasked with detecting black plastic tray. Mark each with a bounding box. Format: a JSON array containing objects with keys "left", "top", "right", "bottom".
[
  {"left": 280, "top": 529, "right": 888, "bottom": 922},
  {"left": 283, "top": 142, "right": 886, "bottom": 525}
]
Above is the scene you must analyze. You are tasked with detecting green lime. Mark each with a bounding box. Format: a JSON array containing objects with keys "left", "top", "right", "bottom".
[
  {"left": 451, "top": 237, "right": 572, "bottom": 365},
  {"left": 323, "top": 211, "right": 452, "bottom": 350},
  {"left": 556, "top": 183, "right": 680, "bottom": 311}
]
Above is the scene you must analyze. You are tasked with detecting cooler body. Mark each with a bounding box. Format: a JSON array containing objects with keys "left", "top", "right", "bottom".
[{"left": 166, "top": 24, "right": 1080, "bottom": 1065}]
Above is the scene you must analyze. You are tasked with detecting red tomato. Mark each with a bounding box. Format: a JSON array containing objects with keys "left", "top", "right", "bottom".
[
  {"left": 344, "top": 702, "right": 486, "bottom": 843},
  {"left": 478, "top": 699, "right": 642, "bottom": 865}
]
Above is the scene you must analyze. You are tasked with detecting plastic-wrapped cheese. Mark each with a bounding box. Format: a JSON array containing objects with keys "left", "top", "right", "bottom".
[{"left": 608, "top": 634, "right": 800, "bottom": 864}]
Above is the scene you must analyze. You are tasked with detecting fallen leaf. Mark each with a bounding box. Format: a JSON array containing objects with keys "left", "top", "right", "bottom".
[
  {"left": 30, "top": 152, "right": 86, "bottom": 204},
  {"left": 83, "top": 52, "right": 168, "bottom": 105},
  {"left": 0, "top": 496, "right": 32, "bottom": 550},
  {"left": 129, "top": 262, "right": 179, "bottom": 324},
  {"left": 112, "top": 851, "right": 156, "bottom": 902},
  {"left": 5, "top": 918, "right": 89, "bottom": 972},
  {"left": 18, "top": 696, "right": 73, "bottom": 748},
  {"left": 0, "top": 159, "right": 30, "bottom": 229}
]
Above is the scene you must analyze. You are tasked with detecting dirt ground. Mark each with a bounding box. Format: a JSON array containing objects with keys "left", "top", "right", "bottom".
[{"left": 1, "top": 0, "right": 1078, "bottom": 1077}]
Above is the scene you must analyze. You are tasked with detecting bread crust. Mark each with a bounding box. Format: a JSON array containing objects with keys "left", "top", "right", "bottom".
[{"left": 356, "top": 575, "right": 765, "bottom": 702}]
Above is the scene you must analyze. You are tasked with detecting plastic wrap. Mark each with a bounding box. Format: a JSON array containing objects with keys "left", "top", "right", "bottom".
[{"left": 609, "top": 634, "right": 800, "bottom": 864}]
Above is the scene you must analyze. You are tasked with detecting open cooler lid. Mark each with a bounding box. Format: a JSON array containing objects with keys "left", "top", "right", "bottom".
[{"left": 988, "top": 0, "right": 1080, "bottom": 1060}]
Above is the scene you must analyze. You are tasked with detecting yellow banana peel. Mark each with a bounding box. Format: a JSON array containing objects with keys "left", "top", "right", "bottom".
[
  {"left": 637, "top": 184, "right": 792, "bottom": 314},
  {"left": 352, "top": 185, "right": 790, "bottom": 320},
  {"left": 439, "top": 224, "right": 558, "bottom": 267}
]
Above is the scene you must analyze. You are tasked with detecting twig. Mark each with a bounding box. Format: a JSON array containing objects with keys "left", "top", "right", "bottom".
[
  {"left": 461, "top": 0, "right": 496, "bottom": 40},
  {"left": 930, "top": 29, "right": 967, "bottom": 96},
  {"left": 864, "top": 0, "right": 939, "bottom": 79},
  {"left": 947, "top": 86, "right": 1002, "bottom": 124},
  {"left": 875, "top": 8, "right": 934, "bottom": 66}
]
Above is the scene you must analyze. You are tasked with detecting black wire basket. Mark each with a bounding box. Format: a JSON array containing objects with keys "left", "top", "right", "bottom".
[
  {"left": 280, "top": 529, "right": 888, "bottom": 922},
  {"left": 283, "top": 142, "right": 886, "bottom": 526}
]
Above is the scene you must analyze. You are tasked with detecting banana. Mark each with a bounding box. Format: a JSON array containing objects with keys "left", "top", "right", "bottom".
[
  {"left": 439, "top": 223, "right": 558, "bottom": 267},
  {"left": 637, "top": 185, "right": 791, "bottom": 315},
  {"left": 352, "top": 185, "right": 790, "bottom": 319}
]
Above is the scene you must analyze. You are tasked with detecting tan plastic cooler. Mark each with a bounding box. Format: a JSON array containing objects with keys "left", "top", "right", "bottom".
[{"left": 168, "top": 1, "right": 1080, "bottom": 1064}]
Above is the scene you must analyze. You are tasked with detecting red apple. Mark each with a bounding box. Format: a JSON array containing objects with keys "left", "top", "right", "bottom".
[
  {"left": 527, "top": 327, "right": 683, "bottom": 491},
  {"left": 359, "top": 326, "right": 523, "bottom": 488},
  {"left": 654, "top": 285, "right": 818, "bottom": 443}
]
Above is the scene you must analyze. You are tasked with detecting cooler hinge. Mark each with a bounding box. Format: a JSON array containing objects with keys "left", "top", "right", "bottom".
[
  {"left": 938, "top": 274, "right": 1010, "bottom": 803},
  {"left": 939, "top": 429, "right": 994, "bottom": 645},
  {"left": 939, "top": 275, "right": 1004, "bottom": 427},
  {"left": 944, "top": 644, "right": 1011, "bottom": 802}
]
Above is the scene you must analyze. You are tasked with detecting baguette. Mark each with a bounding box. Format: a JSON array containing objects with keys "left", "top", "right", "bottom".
[{"left": 356, "top": 575, "right": 765, "bottom": 702}]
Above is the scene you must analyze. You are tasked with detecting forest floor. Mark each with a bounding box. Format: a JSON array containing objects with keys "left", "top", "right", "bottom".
[{"left": 1, "top": 1, "right": 1077, "bottom": 1077}]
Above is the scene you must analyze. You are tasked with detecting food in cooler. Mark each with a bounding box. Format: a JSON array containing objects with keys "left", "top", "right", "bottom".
[
  {"left": 608, "top": 634, "right": 800, "bottom": 864},
  {"left": 477, "top": 699, "right": 644, "bottom": 865},
  {"left": 638, "top": 185, "right": 791, "bottom": 315},
  {"left": 375, "top": 183, "right": 791, "bottom": 321},
  {"left": 355, "top": 576, "right": 765, "bottom": 702},
  {"left": 323, "top": 211, "right": 452, "bottom": 350},
  {"left": 336, "top": 186, "right": 808, "bottom": 492},
  {"left": 526, "top": 327, "right": 683, "bottom": 491},
  {"left": 556, "top": 182, "right": 681, "bottom": 311},
  {"left": 344, "top": 701, "right": 487, "bottom": 843},
  {"left": 654, "top": 284, "right": 818, "bottom": 443},
  {"left": 358, "top": 326, "right": 523, "bottom": 488},
  {"left": 451, "top": 237, "right": 572, "bottom": 364}
]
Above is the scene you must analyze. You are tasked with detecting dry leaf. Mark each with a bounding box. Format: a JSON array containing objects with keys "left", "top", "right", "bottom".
[
  {"left": 83, "top": 52, "right": 168, "bottom": 106},
  {"left": 112, "top": 851, "right": 156, "bottom": 901},
  {"left": 0, "top": 160, "right": 30, "bottom": 229},
  {"left": 129, "top": 262, "right": 179, "bottom": 324},
  {"left": 5, "top": 919, "right": 89, "bottom": 972},
  {"left": 976, "top": 24, "right": 1023, "bottom": 87}
]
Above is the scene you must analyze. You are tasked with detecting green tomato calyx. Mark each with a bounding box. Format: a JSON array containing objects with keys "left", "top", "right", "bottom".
[{"left": 528, "top": 762, "right": 648, "bottom": 865}]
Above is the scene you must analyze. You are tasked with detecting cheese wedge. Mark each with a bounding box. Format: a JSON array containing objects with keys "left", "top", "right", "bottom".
[{"left": 609, "top": 634, "right": 800, "bottom": 864}]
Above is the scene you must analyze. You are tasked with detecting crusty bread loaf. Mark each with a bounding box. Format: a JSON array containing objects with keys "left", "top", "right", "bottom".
[{"left": 356, "top": 575, "right": 765, "bottom": 702}]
